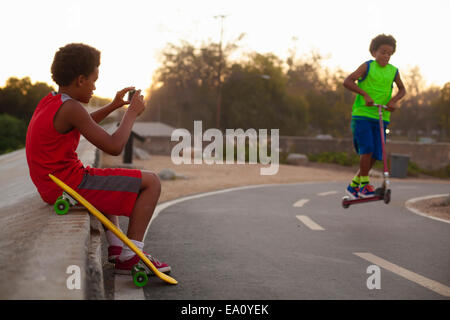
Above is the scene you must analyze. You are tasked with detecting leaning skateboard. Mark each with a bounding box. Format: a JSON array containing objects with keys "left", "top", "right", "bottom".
[{"left": 49, "top": 174, "right": 178, "bottom": 287}]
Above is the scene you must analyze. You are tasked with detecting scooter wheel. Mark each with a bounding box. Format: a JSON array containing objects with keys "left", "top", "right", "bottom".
[
  {"left": 374, "top": 187, "right": 384, "bottom": 197},
  {"left": 384, "top": 189, "right": 391, "bottom": 204},
  {"left": 342, "top": 196, "right": 350, "bottom": 209}
]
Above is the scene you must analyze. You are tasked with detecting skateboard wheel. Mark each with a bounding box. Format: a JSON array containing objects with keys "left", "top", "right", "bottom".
[
  {"left": 54, "top": 198, "right": 70, "bottom": 215},
  {"left": 384, "top": 189, "right": 391, "bottom": 204},
  {"left": 133, "top": 270, "right": 148, "bottom": 287}
]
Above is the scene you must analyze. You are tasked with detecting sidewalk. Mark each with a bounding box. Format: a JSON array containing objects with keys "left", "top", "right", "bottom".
[{"left": 0, "top": 138, "right": 99, "bottom": 299}]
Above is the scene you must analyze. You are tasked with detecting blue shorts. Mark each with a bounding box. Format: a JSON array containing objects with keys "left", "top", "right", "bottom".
[{"left": 351, "top": 118, "right": 388, "bottom": 161}]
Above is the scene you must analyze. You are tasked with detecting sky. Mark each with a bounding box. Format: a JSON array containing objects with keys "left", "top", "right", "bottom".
[{"left": 1, "top": 0, "right": 449, "bottom": 99}]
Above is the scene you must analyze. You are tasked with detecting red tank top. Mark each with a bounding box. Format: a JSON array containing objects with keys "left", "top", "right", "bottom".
[{"left": 26, "top": 92, "right": 85, "bottom": 204}]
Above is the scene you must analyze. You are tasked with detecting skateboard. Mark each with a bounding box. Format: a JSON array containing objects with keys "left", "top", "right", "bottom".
[
  {"left": 49, "top": 174, "right": 178, "bottom": 286},
  {"left": 342, "top": 104, "right": 392, "bottom": 209}
]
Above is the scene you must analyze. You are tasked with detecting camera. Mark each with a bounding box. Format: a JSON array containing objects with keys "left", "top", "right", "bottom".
[{"left": 128, "top": 89, "right": 136, "bottom": 102}]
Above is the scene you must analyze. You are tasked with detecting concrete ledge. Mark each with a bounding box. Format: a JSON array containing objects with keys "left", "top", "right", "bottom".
[
  {"left": 0, "top": 195, "right": 89, "bottom": 299},
  {"left": 0, "top": 139, "right": 103, "bottom": 299},
  {"left": 86, "top": 215, "right": 106, "bottom": 299}
]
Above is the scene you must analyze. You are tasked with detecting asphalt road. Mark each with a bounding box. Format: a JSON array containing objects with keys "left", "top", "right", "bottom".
[{"left": 113, "top": 180, "right": 450, "bottom": 300}]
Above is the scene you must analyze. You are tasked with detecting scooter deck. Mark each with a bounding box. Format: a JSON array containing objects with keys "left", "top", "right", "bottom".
[
  {"left": 342, "top": 189, "right": 391, "bottom": 208},
  {"left": 49, "top": 174, "right": 178, "bottom": 285},
  {"left": 342, "top": 195, "right": 383, "bottom": 208}
]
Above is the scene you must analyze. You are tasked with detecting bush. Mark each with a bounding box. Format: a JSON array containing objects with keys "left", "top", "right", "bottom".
[
  {"left": 407, "top": 161, "right": 421, "bottom": 177},
  {"left": 0, "top": 113, "right": 26, "bottom": 154},
  {"left": 407, "top": 161, "right": 450, "bottom": 179},
  {"left": 307, "top": 152, "right": 359, "bottom": 166}
]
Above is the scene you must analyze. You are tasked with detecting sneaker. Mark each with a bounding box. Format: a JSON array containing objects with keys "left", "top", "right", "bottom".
[
  {"left": 114, "top": 253, "right": 171, "bottom": 275},
  {"left": 108, "top": 246, "right": 122, "bottom": 263},
  {"left": 359, "top": 184, "right": 375, "bottom": 198},
  {"left": 346, "top": 184, "right": 360, "bottom": 199}
]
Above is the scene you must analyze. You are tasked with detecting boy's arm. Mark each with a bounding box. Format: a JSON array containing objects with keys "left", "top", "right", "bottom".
[
  {"left": 343, "top": 63, "right": 374, "bottom": 106},
  {"left": 386, "top": 72, "right": 406, "bottom": 112},
  {"left": 90, "top": 87, "right": 135, "bottom": 124},
  {"left": 58, "top": 90, "right": 145, "bottom": 156}
]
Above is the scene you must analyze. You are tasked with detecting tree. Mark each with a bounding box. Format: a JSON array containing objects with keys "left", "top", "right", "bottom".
[
  {"left": 142, "top": 41, "right": 220, "bottom": 130},
  {"left": 433, "top": 82, "right": 450, "bottom": 139},
  {"left": 0, "top": 77, "right": 54, "bottom": 123},
  {"left": 143, "top": 42, "right": 447, "bottom": 141},
  {"left": 221, "top": 53, "right": 308, "bottom": 135},
  {"left": 389, "top": 67, "right": 445, "bottom": 140},
  {"left": 0, "top": 114, "right": 26, "bottom": 154},
  {"left": 143, "top": 39, "right": 243, "bottom": 131}
]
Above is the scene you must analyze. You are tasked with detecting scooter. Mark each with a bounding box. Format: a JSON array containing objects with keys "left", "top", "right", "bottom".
[{"left": 342, "top": 104, "right": 391, "bottom": 209}]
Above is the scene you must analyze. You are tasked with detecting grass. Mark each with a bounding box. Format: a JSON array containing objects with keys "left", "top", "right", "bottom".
[
  {"left": 407, "top": 162, "right": 450, "bottom": 179},
  {"left": 306, "top": 152, "right": 360, "bottom": 167},
  {"left": 304, "top": 151, "right": 450, "bottom": 179}
]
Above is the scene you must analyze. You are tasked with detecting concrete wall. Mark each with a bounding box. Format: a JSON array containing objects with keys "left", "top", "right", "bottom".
[
  {"left": 279, "top": 136, "right": 450, "bottom": 170},
  {"left": 136, "top": 136, "right": 450, "bottom": 170},
  {"left": 136, "top": 137, "right": 179, "bottom": 156}
]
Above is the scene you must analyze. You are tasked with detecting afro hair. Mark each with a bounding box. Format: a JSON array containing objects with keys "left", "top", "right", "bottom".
[
  {"left": 369, "top": 34, "right": 396, "bottom": 55},
  {"left": 51, "top": 43, "right": 100, "bottom": 86}
]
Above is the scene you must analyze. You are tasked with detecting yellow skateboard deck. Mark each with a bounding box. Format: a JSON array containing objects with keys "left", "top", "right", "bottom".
[{"left": 49, "top": 174, "right": 178, "bottom": 285}]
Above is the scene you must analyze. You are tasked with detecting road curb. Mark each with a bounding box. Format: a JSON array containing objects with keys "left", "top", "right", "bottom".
[{"left": 405, "top": 194, "right": 450, "bottom": 224}]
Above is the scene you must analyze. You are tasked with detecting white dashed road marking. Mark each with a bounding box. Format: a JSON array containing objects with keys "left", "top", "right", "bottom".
[
  {"left": 296, "top": 215, "right": 325, "bottom": 230},
  {"left": 354, "top": 252, "right": 450, "bottom": 297},
  {"left": 293, "top": 199, "right": 310, "bottom": 207},
  {"left": 317, "top": 191, "right": 338, "bottom": 196}
]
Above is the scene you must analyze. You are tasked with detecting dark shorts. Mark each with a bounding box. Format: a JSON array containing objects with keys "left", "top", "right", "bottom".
[
  {"left": 76, "top": 167, "right": 142, "bottom": 217},
  {"left": 351, "top": 118, "right": 388, "bottom": 161}
]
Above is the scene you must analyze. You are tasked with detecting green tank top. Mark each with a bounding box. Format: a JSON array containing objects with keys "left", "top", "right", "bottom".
[{"left": 352, "top": 60, "right": 398, "bottom": 122}]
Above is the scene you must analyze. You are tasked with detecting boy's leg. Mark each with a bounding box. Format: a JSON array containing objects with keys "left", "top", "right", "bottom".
[
  {"left": 356, "top": 155, "right": 376, "bottom": 177},
  {"left": 360, "top": 121, "right": 385, "bottom": 196},
  {"left": 116, "top": 171, "right": 171, "bottom": 273},
  {"left": 347, "top": 154, "right": 373, "bottom": 198},
  {"left": 105, "top": 214, "right": 119, "bottom": 227},
  {"left": 358, "top": 155, "right": 377, "bottom": 197},
  {"left": 127, "top": 170, "right": 161, "bottom": 241},
  {"left": 104, "top": 214, "right": 124, "bottom": 262}
]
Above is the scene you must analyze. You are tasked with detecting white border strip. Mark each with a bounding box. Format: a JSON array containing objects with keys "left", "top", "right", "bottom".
[
  {"left": 405, "top": 194, "right": 450, "bottom": 224},
  {"left": 354, "top": 252, "right": 450, "bottom": 297}
]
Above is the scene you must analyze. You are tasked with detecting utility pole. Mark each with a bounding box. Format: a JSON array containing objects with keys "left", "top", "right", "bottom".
[{"left": 214, "top": 14, "right": 228, "bottom": 131}]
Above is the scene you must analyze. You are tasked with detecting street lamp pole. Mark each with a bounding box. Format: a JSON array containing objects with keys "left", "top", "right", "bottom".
[{"left": 214, "top": 14, "right": 227, "bottom": 131}]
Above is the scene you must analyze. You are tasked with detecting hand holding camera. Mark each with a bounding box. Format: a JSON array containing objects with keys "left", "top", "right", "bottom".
[{"left": 127, "top": 89, "right": 145, "bottom": 117}]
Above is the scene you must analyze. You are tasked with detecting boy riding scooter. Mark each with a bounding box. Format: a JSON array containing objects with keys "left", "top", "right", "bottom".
[{"left": 342, "top": 34, "right": 406, "bottom": 206}]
